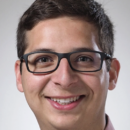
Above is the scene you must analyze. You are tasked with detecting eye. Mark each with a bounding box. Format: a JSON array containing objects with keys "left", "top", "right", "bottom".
[
  {"left": 36, "top": 56, "right": 53, "bottom": 63},
  {"left": 77, "top": 56, "right": 93, "bottom": 62}
]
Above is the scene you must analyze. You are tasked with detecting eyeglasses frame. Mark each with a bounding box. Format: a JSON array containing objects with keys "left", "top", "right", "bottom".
[{"left": 20, "top": 50, "right": 111, "bottom": 74}]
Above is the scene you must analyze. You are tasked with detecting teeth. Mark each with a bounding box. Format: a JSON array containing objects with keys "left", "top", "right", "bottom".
[{"left": 51, "top": 96, "right": 80, "bottom": 105}]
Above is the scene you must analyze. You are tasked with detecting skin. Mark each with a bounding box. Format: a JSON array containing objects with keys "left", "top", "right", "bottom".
[{"left": 15, "top": 16, "right": 120, "bottom": 130}]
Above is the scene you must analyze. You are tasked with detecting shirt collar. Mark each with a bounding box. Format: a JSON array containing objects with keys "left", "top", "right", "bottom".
[{"left": 105, "top": 115, "right": 115, "bottom": 130}]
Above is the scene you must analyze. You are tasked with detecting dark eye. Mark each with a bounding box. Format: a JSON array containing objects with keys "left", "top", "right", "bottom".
[
  {"left": 36, "top": 56, "right": 52, "bottom": 63},
  {"left": 77, "top": 56, "right": 93, "bottom": 62}
]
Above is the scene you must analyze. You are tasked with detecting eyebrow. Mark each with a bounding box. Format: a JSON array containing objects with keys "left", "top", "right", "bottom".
[
  {"left": 32, "top": 48, "right": 55, "bottom": 52},
  {"left": 71, "top": 47, "right": 95, "bottom": 52}
]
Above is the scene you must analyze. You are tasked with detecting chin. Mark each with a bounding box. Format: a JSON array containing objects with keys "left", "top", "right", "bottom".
[
  {"left": 48, "top": 114, "right": 80, "bottom": 130},
  {"left": 51, "top": 122, "right": 77, "bottom": 130}
]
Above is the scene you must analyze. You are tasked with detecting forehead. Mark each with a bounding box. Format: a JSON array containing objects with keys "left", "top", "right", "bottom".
[{"left": 25, "top": 16, "right": 100, "bottom": 53}]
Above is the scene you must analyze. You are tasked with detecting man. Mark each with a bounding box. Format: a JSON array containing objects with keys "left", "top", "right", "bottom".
[{"left": 15, "top": 0, "right": 120, "bottom": 130}]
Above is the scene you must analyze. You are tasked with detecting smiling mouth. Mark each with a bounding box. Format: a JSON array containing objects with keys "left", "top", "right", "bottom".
[{"left": 47, "top": 95, "right": 85, "bottom": 105}]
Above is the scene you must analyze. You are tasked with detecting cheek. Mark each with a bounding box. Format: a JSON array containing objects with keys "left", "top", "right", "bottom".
[
  {"left": 21, "top": 71, "right": 51, "bottom": 96},
  {"left": 21, "top": 72, "right": 51, "bottom": 112},
  {"left": 80, "top": 70, "right": 109, "bottom": 96}
]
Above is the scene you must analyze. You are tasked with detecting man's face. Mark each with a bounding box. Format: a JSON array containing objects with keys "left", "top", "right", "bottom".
[{"left": 15, "top": 17, "right": 114, "bottom": 130}]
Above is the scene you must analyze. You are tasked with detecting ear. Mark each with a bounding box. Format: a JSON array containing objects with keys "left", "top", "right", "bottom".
[
  {"left": 108, "top": 58, "right": 120, "bottom": 90},
  {"left": 15, "top": 60, "right": 24, "bottom": 92}
]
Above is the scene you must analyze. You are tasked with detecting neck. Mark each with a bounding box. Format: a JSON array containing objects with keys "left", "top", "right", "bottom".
[{"left": 80, "top": 114, "right": 106, "bottom": 130}]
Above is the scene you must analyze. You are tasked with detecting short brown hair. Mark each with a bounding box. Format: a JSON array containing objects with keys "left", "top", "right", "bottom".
[{"left": 17, "top": 0, "right": 114, "bottom": 70}]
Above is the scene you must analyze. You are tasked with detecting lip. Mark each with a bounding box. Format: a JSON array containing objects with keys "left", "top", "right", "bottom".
[{"left": 47, "top": 95, "right": 84, "bottom": 110}]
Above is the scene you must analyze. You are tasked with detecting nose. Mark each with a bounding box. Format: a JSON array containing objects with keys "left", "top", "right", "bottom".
[{"left": 51, "top": 58, "right": 78, "bottom": 89}]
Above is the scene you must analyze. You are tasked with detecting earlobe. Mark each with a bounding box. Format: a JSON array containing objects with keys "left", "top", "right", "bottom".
[
  {"left": 108, "top": 58, "right": 120, "bottom": 90},
  {"left": 15, "top": 60, "right": 24, "bottom": 92}
]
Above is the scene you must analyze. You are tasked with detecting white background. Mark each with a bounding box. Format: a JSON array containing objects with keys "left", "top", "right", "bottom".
[{"left": 0, "top": 0, "right": 130, "bottom": 129}]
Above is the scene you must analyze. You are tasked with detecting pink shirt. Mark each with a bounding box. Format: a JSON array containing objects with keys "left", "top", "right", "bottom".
[{"left": 105, "top": 115, "right": 115, "bottom": 130}]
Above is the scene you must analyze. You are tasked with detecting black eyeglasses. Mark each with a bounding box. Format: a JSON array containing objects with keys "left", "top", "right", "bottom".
[{"left": 20, "top": 50, "right": 111, "bottom": 74}]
